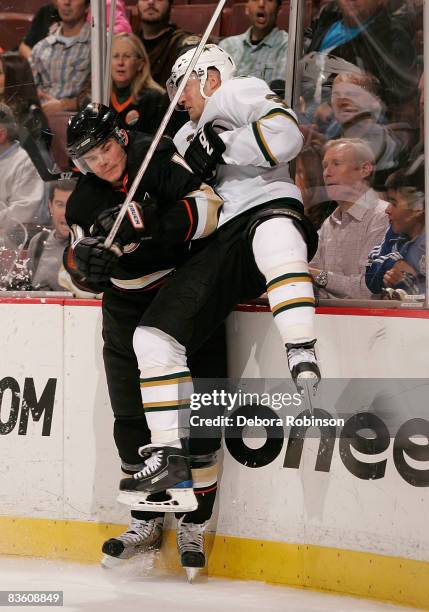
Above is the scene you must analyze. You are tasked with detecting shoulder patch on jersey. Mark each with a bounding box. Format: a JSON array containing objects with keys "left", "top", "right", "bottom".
[{"left": 265, "top": 93, "right": 290, "bottom": 109}]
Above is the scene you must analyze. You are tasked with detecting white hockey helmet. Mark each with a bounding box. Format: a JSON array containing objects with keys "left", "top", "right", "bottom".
[{"left": 166, "top": 44, "right": 236, "bottom": 107}]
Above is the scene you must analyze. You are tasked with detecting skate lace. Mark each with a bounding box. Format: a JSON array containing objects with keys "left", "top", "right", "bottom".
[
  {"left": 135, "top": 450, "right": 163, "bottom": 479},
  {"left": 118, "top": 517, "right": 156, "bottom": 546},
  {"left": 177, "top": 521, "right": 208, "bottom": 554},
  {"left": 287, "top": 347, "right": 317, "bottom": 371}
]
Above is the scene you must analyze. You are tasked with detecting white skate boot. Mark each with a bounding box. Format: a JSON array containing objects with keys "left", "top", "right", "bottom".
[
  {"left": 286, "top": 340, "right": 321, "bottom": 416},
  {"left": 101, "top": 516, "right": 163, "bottom": 568},
  {"left": 177, "top": 516, "right": 208, "bottom": 583},
  {"left": 286, "top": 339, "right": 321, "bottom": 394}
]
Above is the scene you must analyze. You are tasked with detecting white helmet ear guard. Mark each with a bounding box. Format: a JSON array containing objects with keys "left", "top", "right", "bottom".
[{"left": 166, "top": 44, "right": 236, "bottom": 110}]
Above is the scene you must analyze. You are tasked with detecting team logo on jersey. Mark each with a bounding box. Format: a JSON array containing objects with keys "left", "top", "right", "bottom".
[
  {"left": 125, "top": 110, "right": 140, "bottom": 126},
  {"left": 419, "top": 254, "right": 426, "bottom": 275}
]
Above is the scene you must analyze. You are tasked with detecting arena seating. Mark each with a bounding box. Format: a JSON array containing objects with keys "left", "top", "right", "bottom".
[
  {"left": 188, "top": 0, "right": 235, "bottom": 4},
  {"left": 129, "top": 3, "right": 225, "bottom": 38},
  {"left": 170, "top": 3, "right": 222, "bottom": 36},
  {"left": 0, "top": 0, "right": 316, "bottom": 47},
  {"left": 0, "top": 12, "right": 32, "bottom": 50},
  {"left": 0, "top": 0, "right": 44, "bottom": 12},
  {"left": 219, "top": 1, "right": 314, "bottom": 38}
]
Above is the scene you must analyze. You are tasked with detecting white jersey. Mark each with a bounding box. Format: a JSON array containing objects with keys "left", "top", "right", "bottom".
[{"left": 174, "top": 76, "right": 304, "bottom": 227}]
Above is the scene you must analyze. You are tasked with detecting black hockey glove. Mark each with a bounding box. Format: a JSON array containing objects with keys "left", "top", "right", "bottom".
[
  {"left": 90, "top": 200, "right": 159, "bottom": 248},
  {"left": 184, "top": 121, "right": 226, "bottom": 182},
  {"left": 71, "top": 236, "right": 122, "bottom": 289}
]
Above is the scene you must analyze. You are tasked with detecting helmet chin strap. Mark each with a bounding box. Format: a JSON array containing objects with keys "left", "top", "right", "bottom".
[
  {"left": 198, "top": 70, "right": 223, "bottom": 102},
  {"left": 199, "top": 76, "right": 209, "bottom": 100}
]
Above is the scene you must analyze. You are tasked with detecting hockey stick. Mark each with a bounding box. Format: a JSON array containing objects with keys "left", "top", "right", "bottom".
[
  {"left": 19, "top": 127, "right": 74, "bottom": 182},
  {"left": 104, "top": 0, "right": 227, "bottom": 249}
]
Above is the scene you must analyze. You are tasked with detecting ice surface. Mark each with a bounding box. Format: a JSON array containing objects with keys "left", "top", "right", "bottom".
[{"left": 0, "top": 556, "right": 418, "bottom": 612}]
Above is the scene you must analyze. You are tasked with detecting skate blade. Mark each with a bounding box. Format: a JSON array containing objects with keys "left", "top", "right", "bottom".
[
  {"left": 101, "top": 554, "right": 126, "bottom": 569},
  {"left": 117, "top": 487, "right": 198, "bottom": 513},
  {"left": 297, "top": 373, "right": 319, "bottom": 416},
  {"left": 185, "top": 567, "right": 200, "bottom": 583}
]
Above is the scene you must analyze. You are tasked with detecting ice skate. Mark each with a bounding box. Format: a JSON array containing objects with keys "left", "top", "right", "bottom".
[
  {"left": 286, "top": 339, "right": 321, "bottom": 402},
  {"left": 177, "top": 517, "right": 208, "bottom": 583},
  {"left": 101, "top": 516, "right": 163, "bottom": 568},
  {"left": 117, "top": 444, "right": 197, "bottom": 513}
]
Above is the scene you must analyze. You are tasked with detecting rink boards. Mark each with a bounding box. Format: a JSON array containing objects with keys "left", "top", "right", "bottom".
[{"left": 0, "top": 298, "right": 428, "bottom": 609}]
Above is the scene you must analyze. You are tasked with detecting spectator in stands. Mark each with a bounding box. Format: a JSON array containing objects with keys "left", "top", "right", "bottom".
[
  {"left": 0, "top": 103, "right": 44, "bottom": 228},
  {"left": 327, "top": 71, "right": 410, "bottom": 190},
  {"left": 366, "top": 160, "right": 425, "bottom": 296},
  {"left": 310, "top": 138, "right": 389, "bottom": 298},
  {"left": 0, "top": 52, "right": 51, "bottom": 147},
  {"left": 138, "top": 0, "right": 199, "bottom": 86},
  {"left": 219, "top": 0, "right": 288, "bottom": 85},
  {"left": 19, "top": 0, "right": 130, "bottom": 61},
  {"left": 19, "top": 2, "right": 60, "bottom": 60},
  {"left": 30, "top": 0, "right": 91, "bottom": 116},
  {"left": 304, "top": 0, "right": 417, "bottom": 113},
  {"left": 26, "top": 178, "right": 76, "bottom": 291},
  {"left": 110, "top": 33, "right": 169, "bottom": 134}
]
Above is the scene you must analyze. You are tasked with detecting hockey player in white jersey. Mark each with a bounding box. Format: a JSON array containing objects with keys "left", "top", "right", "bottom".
[
  {"left": 169, "top": 46, "right": 305, "bottom": 228},
  {"left": 118, "top": 45, "right": 320, "bottom": 577}
]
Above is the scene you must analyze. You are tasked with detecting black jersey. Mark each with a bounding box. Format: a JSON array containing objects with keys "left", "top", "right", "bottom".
[{"left": 65, "top": 131, "right": 204, "bottom": 288}]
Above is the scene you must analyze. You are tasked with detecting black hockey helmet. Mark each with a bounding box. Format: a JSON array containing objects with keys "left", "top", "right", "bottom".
[{"left": 67, "top": 102, "right": 125, "bottom": 174}]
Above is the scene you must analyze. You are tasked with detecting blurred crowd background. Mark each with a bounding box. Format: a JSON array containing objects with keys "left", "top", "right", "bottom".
[{"left": 0, "top": 0, "right": 425, "bottom": 301}]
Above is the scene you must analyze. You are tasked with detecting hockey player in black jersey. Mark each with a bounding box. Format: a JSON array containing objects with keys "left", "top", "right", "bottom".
[{"left": 64, "top": 102, "right": 225, "bottom": 574}]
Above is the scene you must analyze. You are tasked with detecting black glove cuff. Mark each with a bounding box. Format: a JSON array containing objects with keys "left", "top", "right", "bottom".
[
  {"left": 205, "top": 122, "right": 226, "bottom": 157},
  {"left": 139, "top": 199, "right": 160, "bottom": 240}
]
